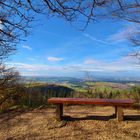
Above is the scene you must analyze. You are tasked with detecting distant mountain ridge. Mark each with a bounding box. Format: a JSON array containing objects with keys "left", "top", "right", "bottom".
[{"left": 22, "top": 76, "right": 140, "bottom": 84}]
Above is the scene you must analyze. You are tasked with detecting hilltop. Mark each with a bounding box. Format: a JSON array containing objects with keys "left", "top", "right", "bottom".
[{"left": 0, "top": 106, "right": 140, "bottom": 140}]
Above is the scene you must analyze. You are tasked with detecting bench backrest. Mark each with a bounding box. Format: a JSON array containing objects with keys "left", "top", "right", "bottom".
[{"left": 48, "top": 98, "right": 134, "bottom": 106}]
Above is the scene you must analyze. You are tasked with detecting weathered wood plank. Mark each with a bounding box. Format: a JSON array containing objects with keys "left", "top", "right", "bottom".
[{"left": 48, "top": 98, "right": 134, "bottom": 107}]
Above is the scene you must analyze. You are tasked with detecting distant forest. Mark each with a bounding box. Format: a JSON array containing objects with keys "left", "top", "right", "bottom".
[{"left": 1, "top": 79, "right": 140, "bottom": 112}]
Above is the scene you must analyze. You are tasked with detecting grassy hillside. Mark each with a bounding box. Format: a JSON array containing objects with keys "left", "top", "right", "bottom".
[{"left": 1, "top": 81, "right": 140, "bottom": 112}]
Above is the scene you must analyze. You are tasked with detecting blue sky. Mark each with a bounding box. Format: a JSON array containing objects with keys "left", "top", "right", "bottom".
[{"left": 7, "top": 14, "right": 140, "bottom": 78}]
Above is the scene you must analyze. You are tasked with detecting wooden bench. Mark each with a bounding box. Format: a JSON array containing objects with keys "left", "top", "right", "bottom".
[{"left": 48, "top": 98, "right": 134, "bottom": 121}]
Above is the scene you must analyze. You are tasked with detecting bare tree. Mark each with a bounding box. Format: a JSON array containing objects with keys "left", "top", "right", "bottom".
[
  {"left": 84, "top": 71, "right": 93, "bottom": 96},
  {"left": 0, "top": 0, "right": 35, "bottom": 60},
  {"left": 0, "top": 66, "right": 25, "bottom": 108},
  {"left": 1, "top": 0, "right": 140, "bottom": 107},
  {"left": 0, "top": 0, "right": 35, "bottom": 108},
  {"left": 41, "top": 0, "right": 140, "bottom": 46},
  {"left": 1, "top": 0, "right": 140, "bottom": 60}
]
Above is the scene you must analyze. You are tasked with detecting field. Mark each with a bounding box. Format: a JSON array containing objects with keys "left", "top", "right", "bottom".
[{"left": 0, "top": 105, "right": 140, "bottom": 140}]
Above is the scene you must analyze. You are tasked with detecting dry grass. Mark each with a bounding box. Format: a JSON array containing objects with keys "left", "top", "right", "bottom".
[{"left": 0, "top": 105, "right": 140, "bottom": 140}]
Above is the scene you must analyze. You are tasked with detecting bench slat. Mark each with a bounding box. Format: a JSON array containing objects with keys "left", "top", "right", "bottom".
[{"left": 48, "top": 98, "right": 134, "bottom": 106}]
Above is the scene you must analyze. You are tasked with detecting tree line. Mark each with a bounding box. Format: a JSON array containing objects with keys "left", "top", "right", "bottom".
[{"left": 0, "top": 0, "right": 140, "bottom": 111}]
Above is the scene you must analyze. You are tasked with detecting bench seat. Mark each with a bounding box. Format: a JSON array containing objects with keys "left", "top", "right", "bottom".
[
  {"left": 48, "top": 98, "right": 134, "bottom": 106},
  {"left": 48, "top": 98, "right": 134, "bottom": 121}
]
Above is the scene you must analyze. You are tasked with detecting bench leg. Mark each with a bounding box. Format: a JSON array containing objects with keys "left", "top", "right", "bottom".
[
  {"left": 116, "top": 106, "right": 123, "bottom": 122},
  {"left": 114, "top": 106, "right": 117, "bottom": 117},
  {"left": 55, "top": 104, "right": 63, "bottom": 121}
]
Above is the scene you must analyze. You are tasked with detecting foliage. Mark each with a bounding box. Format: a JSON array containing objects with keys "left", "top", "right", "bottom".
[
  {"left": 1, "top": 80, "right": 140, "bottom": 112},
  {"left": 0, "top": 68, "right": 26, "bottom": 111},
  {"left": 12, "top": 83, "right": 74, "bottom": 109},
  {"left": 73, "top": 81, "right": 140, "bottom": 103},
  {"left": 127, "top": 86, "right": 140, "bottom": 103}
]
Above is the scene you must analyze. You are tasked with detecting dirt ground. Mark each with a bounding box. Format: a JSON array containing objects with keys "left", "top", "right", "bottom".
[{"left": 0, "top": 105, "right": 140, "bottom": 140}]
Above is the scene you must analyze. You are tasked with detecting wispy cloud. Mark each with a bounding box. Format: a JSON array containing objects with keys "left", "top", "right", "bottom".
[
  {"left": 7, "top": 63, "right": 49, "bottom": 72},
  {"left": 83, "top": 33, "right": 110, "bottom": 45},
  {"left": 22, "top": 45, "right": 32, "bottom": 51},
  {"left": 47, "top": 56, "right": 63, "bottom": 62},
  {"left": 82, "top": 55, "right": 140, "bottom": 72},
  {"left": 7, "top": 55, "right": 140, "bottom": 76},
  {"left": 107, "top": 25, "right": 140, "bottom": 43},
  {"left": 7, "top": 62, "right": 68, "bottom": 76}
]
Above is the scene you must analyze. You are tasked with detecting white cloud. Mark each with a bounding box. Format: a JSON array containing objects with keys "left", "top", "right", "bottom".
[
  {"left": 47, "top": 56, "right": 63, "bottom": 62},
  {"left": 7, "top": 62, "right": 68, "bottom": 76},
  {"left": 7, "top": 55, "right": 140, "bottom": 76},
  {"left": 22, "top": 45, "right": 32, "bottom": 51},
  {"left": 107, "top": 25, "right": 140, "bottom": 43},
  {"left": 7, "top": 63, "right": 48, "bottom": 72},
  {"left": 82, "top": 56, "right": 140, "bottom": 72}
]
